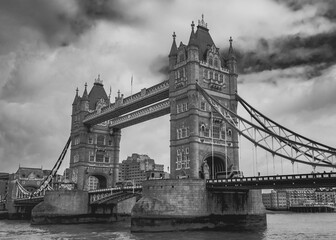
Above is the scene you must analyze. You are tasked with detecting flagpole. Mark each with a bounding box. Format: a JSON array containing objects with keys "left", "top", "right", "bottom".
[{"left": 211, "top": 111, "right": 214, "bottom": 179}]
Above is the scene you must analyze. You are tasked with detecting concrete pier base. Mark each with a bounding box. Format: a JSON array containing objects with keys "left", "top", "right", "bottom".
[
  {"left": 131, "top": 179, "right": 266, "bottom": 232},
  {"left": 31, "top": 189, "right": 115, "bottom": 224}
]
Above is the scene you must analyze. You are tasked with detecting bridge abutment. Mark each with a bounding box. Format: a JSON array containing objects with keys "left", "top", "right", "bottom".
[{"left": 131, "top": 179, "right": 266, "bottom": 232}]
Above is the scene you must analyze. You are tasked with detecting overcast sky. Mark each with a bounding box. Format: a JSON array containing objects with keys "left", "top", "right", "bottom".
[{"left": 0, "top": 0, "right": 335, "bottom": 177}]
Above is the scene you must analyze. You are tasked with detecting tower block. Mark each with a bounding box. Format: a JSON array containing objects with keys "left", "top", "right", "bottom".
[
  {"left": 169, "top": 16, "right": 239, "bottom": 179},
  {"left": 70, "top": 76, "right": 120, "bottom": 190}
]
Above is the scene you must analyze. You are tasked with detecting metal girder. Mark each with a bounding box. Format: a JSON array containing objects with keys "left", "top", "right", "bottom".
[
  {"left": 108, "top": 100, "right": 170, "bottom": 129},
  {"left": 237, "top": 94, "right": 336, "bottom": 164},
  {"left": 196, "top": 84, "right": 336, "bottom": 168}
]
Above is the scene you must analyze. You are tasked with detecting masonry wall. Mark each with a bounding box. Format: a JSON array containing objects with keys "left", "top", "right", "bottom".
[
  {"left": 32, "top": 190, "right": 89, "bottom": 217},
  {"left": 132, "top": 179, "right": 208, "bottom": 217}
]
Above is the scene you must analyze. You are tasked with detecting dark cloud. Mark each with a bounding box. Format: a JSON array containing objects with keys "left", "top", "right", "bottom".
[
  {"left": 0, "top": 0, "right": 144, "bottom": 53},
  {"left": 78, "top": 0, "right": 141, "bottom": 24},
  {"left": 234, "top": 31, "right": 336, "bottom": 77},
  {"left": 275, "top": 0, "right": 336, "bottom": 20},
  {"left": 149, "top": 55, "right": 169, "bottom": 77}
]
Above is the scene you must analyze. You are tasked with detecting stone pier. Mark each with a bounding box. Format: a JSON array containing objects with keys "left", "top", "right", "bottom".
[{"left": 131, "top": 179, "right": 266, "bottom": 232}]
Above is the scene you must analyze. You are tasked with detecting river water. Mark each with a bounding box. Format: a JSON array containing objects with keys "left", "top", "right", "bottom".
[{"left": 1, "top": 212, "right": 335, "bottom": 239}]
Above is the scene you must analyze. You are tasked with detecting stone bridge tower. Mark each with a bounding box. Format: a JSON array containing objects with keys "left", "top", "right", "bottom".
[
  {"left": 169, "top": 16, "right": 239, "bottom": 179},
  {"left": 70, "top": 76, "right": 120, "bottom": 190}
]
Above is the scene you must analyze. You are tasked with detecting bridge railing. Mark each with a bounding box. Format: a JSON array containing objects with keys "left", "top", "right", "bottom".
[
  {"left": 88, "top": 186, "right": 142, "bottom": 203},
  {"left": 207, "top": 172, "right": 336, "bottom": 185}
]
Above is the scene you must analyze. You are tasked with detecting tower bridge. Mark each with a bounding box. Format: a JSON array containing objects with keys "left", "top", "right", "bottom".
[{"left": 4, "top": 15, "right": 336, "bottom": 230}]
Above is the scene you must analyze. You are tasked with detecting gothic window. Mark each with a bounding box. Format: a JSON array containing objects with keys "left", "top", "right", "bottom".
[
  {"left": 97, "top": 135, "right": 105, "bottom": 146},
  {"left": 179, "top": 53, "right": 185, "bottom": 62},
  {"left": 209, "top": 71, "right": 213, "bottom": 79},
  {"left": 108, "top": 139, "right": 112, "bottom": 146},
  {"left": 176, "top": 149, "right": 182, "bottom": 170},
  {"left": 177, "top": 104, "right": 182, "bottom": 113},
  {"left": 104, "top": 156, "right": 110, "bottom": 163},
  {"left": 209, "top": 57, "right": 213, "bottom": 66},
  {"left": 186, "top": 155, "right": 190, "bottom": 168},
  {"left": 220, "top": 74, "right": 223, "bottom": 83},
  {"left": 179, "top": 69, "right": 183, "bottom": 78},
  {"left": 228, "top": 129, "right": 232, "bottom": 137},
  {"left": 214, "top": 59, "right": 219, "bottom": 68},
  {"left": 89, "top": 151, "right": 95, "bottom": 162},
  {"left": 204, "top": 127, "right": 210, "bottom": 137},
  {"left": 96, "top": 153, "right": 104, "bottom": 162},
  {"left": 204, "top": 69, "right": 208, "bottom": 79},
  {"left": 182, "top": 128, "right": 187, "bottom": 138},
  {"left": 183, "top": 103, "right": 188, "bottom": 112},
  {"left": 215, "top": 72, "right": 218, "bottom": 81},
  {"left": 200, "top": 124, "right": 206, "bottom": 135},
  {"left": 213, "top": 126, "right": 220, "bottom": 139},
  {"left": 200, "top": 102, "right": 206, "bottom": 111},
  {"left": 88, "top": 135, "right": 93, "bottom": 144}
]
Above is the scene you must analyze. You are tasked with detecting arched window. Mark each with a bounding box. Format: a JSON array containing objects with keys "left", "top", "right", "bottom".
[
  {"left": 179, "top": 53, "right": 185, "bottom": 62},
  {"left": 220, "top": 74, "right": 223, "bottom": 83},
  {"left": 209, "top": 57, "right": 213, "bottom": 66},
  {"left": 214, "top": 59, "right": 219, "bottom": 68}
]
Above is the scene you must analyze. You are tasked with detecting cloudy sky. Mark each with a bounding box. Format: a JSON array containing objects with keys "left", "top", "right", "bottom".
[{"left": 0, "top": 0, "right": 335, "bottom": 177}]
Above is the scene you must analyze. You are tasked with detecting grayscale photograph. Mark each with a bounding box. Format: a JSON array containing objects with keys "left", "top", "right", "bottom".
[{"left": 0, "top": 0, "right": 336, "bottom": 239}]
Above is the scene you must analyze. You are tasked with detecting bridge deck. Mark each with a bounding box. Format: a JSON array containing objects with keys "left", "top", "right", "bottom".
[{"left": 207, "top": 172, "right": 336, "bottom": 190}]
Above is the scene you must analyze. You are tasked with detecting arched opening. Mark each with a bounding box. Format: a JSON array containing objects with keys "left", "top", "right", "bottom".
[
  {"left": 87, "top": 175, "right": 107, "bottom": 190},
  {"left": 204, "top": 155, "right": 225, "bottom": 179}
]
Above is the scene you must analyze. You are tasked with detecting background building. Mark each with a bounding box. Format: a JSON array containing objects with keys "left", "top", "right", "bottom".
[
  {"left": 0, "top": 173, "right": 9, "bottom": 201},
  {"left": 118, "top": 153, "right": 166, "bottom": 185},
  {"left": 262, "top": 188, "right": 335, "bottom": 210}
]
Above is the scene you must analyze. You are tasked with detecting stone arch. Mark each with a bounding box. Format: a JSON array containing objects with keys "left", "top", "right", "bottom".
[
  {"left": 202, "top": 152, "right": 232, "bottom": 179},
  {"left": 87, "top": 174, "right": 107, "bottom": 190}
]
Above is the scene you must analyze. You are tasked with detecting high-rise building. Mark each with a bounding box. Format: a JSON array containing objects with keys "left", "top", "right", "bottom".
[
  {"left": 0, "top": 173, "right": 9, "bottom": 201},
  {"left": 119, "top": 153, "right": 165, "bottom": 185}
]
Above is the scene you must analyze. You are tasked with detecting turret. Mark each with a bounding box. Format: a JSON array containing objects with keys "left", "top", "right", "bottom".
[
  {"left": 80, "top": 83, "right": 89, "bottom": 112},
  {"left": 168, "top": 32, "right": 178, "bottom": 69},
  {"left": 187, "top": 21, "right": 199, "bottom": 62},
  {"left": 228, "top": 37, "right": 237, "bottom": 75}
]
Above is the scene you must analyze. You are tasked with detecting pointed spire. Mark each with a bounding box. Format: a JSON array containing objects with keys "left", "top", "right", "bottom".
[
  {"left": 198, "top": 14, "right": 208, "bottom": 29},
  {"left": 188, "top": 21, "right": 198, "bottom": 47},
  {"left": 72, "top": 87, "right": 80, "bottom": 105},
  {"left": 94, "top": 74, "right": 103, "bottom": 86},
  {"left": 82, "top": 82, "right": 89, "bottom": 100},
  {"left": 228, "top": 36, "right": 236, "bottom": 59},
  {"left": 169, "top": 32, "right": 178, "bottom": 57}
]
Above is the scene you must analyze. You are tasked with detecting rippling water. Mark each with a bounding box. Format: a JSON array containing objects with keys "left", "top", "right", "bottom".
[{"left": 1, "top": 213, "right": 336, "bottom": 239}]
